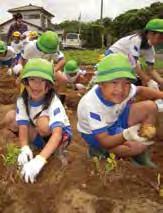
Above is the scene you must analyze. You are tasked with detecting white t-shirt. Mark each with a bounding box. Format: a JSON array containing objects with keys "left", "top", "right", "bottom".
[
  {"left": 11, "top": 40, "right": 23, "bottom": 54},
  {"left": 0, "top": 46, "right": 16, "bottom": 61},
  {"left": 16, "top": 95, "right": 71, "bottom": 134},
  {"left": 109, "top": 34, "right": 155, "bottom": 64},
  {"left": 22, "top": 40, "right": 64, "bottom": 62},
  {"left": 77, "top": 84, "right": 137, "bottom": 134}
]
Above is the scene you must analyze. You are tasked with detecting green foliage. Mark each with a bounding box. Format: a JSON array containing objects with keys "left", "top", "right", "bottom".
[
  {"left": 93, "top": 153, "right": 117, "bottom": 176},
  {"left": 2, "top": 143, "right": 20, "bottom": 166},
  {"left": 63, "top": 49, "right": 104, "bottom": 64}
]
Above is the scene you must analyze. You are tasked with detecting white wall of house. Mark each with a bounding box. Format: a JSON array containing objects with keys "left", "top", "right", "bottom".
[{"left": 22, "top": 11, "right": 42, "bottom": 27}]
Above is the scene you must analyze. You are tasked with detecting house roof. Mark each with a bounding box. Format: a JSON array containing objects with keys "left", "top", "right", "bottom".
[
  {"left": 0, "top": 18, "right": 44, "bottom": 31},
  {"left": 8, "top": 4, "right": 54, "bottom": 17}
]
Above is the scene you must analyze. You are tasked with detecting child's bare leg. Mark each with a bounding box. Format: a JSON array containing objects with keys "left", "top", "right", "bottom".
[
  {"left": 108, "top": 141, "right": 146, "bottom": 157},
  {"left": 128, "top": 100, "right": 157, "bottom": 126},
  {"left": 3, "top": 110, "right": 18, "bottom": 137},
  {"left": 107, "top": 101, "right": 157, "bottom": 157}
]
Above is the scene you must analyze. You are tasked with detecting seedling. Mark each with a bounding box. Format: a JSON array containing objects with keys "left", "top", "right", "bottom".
[
  {"left": 2, "top": 143, "right": 20, "bottom": 166},
  {"left": 93, "top": 153, "right": 117, "bottom": 185}
]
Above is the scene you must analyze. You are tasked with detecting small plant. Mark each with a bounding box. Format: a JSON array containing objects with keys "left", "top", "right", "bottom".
[
  {"left": 105, "top": 153, "right": 117, "bottom": 173},
  {"left": 93, "top": 153, "right": 117, "bottom": 185},
  {"left": 2, "top": 143, "right": 20, "bottom": 166}
]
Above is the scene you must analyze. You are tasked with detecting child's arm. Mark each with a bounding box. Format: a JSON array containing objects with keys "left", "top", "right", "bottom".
[
  {"left": 95, "top": 124, "right": 148, "bottom": 150},
  {"left": 54, "top": 58, "right": 65, "bottom": 73},
  {"left": 148, "top": 69, "right": 163, "bottom": 85},
  {"left": 136, "top": 86, "right": 163, "bottom": 100},
  {"left": 17, "top": 125, "right": 33, "bottom": 167},
  {"left": 19, "top": 125, "right": 29, "bottom": 147},
  {"left": 39, "top": 127, "right": 62, "bottom": 160}
]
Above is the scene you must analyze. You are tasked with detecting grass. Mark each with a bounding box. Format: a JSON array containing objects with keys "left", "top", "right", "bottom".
[
  {"left": 2, "top": 143, "right": 20, "bottom": 166},
  {"left": 63, "top": 49, "right": 163, "bottom": 69},
  {"left": 63, "top": 49, "right": 104, "bottom": 65}
]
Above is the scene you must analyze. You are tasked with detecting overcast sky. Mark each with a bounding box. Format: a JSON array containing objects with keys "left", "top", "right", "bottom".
[{"left": 0, "top": 0, "right": 162, "bottom": 24}]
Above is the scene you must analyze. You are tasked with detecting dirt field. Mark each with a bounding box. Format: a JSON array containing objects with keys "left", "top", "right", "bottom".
[{"left": 0, "top": 67, "right": 163, "bottom": 213}]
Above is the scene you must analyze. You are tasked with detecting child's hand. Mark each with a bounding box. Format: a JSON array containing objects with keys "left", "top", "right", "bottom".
[
  {"left": 123, "top": 124, "right": 148, "bottom": 143},
  {"left": 13, "top": 64, "right": 23, "bottom": 75},
  {"left": 17, "top": 145, "right": 33, "bottom": 166},
  {"left": 21, "top": 155, "right": 46, "bottom": 183},
  {"left": 147, "top": 79, "right": 159, "bottom": 90}
]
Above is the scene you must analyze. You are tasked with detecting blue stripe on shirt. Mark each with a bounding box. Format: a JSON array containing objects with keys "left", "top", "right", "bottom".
[
  {"left": 17, "top": 120, "right": 29, "bottom": 125},
  {"left": 90, "top": 112, "right": 101, "bottom": 121}
]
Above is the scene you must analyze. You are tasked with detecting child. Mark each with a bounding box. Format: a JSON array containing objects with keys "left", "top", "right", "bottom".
[
  {"left": 77, "top": 53, "right": 163, "bottom": 167},
  {"left": 28, "top": 31, "right": 38, "bottom": 41},
  {"left": 11, "top": 31, "right": 23, "bottom": 65},
  {"left": 5, "top": 58, "right": 72, "bottom": 183},
  {"left": 13, "top": 31, "right": 65, "bottom": 79},
  {"left": 0, "top": 40, "right": 16, "bottom": 71},
  {"left": 105, "top": 18, "right": 163, "bottom": 90},
  {"left": 56, "top": 59, "right": 87, "bottom": 93}
]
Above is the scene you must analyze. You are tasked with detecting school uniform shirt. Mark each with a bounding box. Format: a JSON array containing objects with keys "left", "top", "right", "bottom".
[
  {"left": 11, "top": 40, "right": 23, "bottom": 54},
  {"left": 0, "top": 46, "right": 16, "bottom": 61},
  {"left": 21, "top": 40, "right": 64, "bottom": 62},
  {"left": 77, "top": 84, "right": 137, "bottom": 135},
  {"left": 109, "top": 34, "right": 155, "bottom": 65},
  {"left": 16, "top": 95, "right": 72, "bottom": 136}
]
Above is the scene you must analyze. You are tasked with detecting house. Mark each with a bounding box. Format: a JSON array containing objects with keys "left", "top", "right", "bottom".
[{"left": 0, "top": 4, "right": 63, "bottom": 41}]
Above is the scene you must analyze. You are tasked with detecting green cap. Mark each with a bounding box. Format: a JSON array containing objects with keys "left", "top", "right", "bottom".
[
  {"left": 94, "top": 53, "right": 136, "bottom": 83},
  {"left": 145, "top": 19, "right": 163, "bottom": 33},
  {"left": 0, "top": 40, "right": 7, "bottom": 53},
  {"left": 21, "top": 58, "right": 54, "bottom": 83},
  {"left": 64, "top": 60, "right": 79, "bottom": 74},
  {"left": 37, "top": 31, "right": 59, "bottom": 53}
]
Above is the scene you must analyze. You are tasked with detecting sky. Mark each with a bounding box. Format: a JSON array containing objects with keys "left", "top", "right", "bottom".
[{"left": 0, "top": 0, "right": 163, "bottom": 24}]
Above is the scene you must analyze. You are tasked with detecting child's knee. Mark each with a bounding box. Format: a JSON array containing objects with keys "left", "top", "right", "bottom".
[
  {"left": 145, "top": 100, "right": 157, "bottom": 113},
  {"left": 36, "top": 116, "right": 50, "bottom": 136},
  {"left": 4, "top": 110, "right": 16, "bottom": 126}
]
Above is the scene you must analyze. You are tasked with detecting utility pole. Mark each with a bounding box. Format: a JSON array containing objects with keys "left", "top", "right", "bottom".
[
  {"left": 100, "top": 0, "right": 104, "bottom": 48},
  {"left": 100, "top": 0, "right": 103, "bottom": 24}
]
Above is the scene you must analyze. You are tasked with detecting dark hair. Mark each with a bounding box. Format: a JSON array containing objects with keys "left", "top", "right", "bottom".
[
  {"left": 14, "top": 13, "right": 23, "bottom": 20},
  {"left": 135, "top": 30, "right": 151, "bottom": 49},
  {"left": 21, "top": 80, "right": 56, "bottom": 126}
]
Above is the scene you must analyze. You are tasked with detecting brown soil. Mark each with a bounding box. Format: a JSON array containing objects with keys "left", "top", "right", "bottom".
[{"left": 0, "top": 67, "right": 163, "bottom": 213}]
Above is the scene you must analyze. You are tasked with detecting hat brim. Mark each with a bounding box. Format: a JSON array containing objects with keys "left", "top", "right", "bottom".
[
  {"left": 94, "top": 71, "right": 136, "bottom": 83},
  {"left": 21, "top": 71, "right": 54, "bottom": 83}
]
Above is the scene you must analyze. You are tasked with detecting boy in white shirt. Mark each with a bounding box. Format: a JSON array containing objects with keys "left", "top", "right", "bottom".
[{"left": 77, "top": 53, "right": 163, "bottom": 167}]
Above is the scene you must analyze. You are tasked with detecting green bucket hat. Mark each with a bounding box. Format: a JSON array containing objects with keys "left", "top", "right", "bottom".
[
  {"left": 64, "top": 60, "right": 79, "bottom": 74},
  {"left": 145, "top": 19, "right": 163, "bottom": 33},
  {"left": 0, "top": 40, "right": 7, "bottom": 53},
  {"left": 21, "top": 58, "right": 54, "bottom": 83},
  {"left": 37, "top": 31, "right": 59, "bottom": 53},
  {"left": 94, "top": 53, "right": 136, "bottom": 83}
]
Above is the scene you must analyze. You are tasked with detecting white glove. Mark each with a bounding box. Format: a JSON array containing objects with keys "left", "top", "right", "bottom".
[
  {"left": 17, "top": 145, "right": 33, "bottom": 166},
  {"left": 13, "top": 64, "right": 23, "bottom": 75},
  {"left": 147, "top": 79, "right": 159, "bottom": 90},
  {"left": 79, "top": 69, "right": 87, "bottom": 75},
  {"left": 21, "top": 155, "right": 46, "bottom": 183},
  {"left": 75, "top": 83, "right": 86, "bottom": 90},
  {"left": 123, "top": 124, "right": 148, "bottom": 143},
  {"left": 7, "top": 68, "right": 12, "bottom": 76},
  {"left": 155, "top": 99, "right": 163, "bottom": 112}
]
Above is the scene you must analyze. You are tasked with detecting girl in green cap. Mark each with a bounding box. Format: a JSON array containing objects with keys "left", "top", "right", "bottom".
[
  {"left": 77, "top": 53, "right": 163, "bottom": 167},
  {"left": 105, "top": 19, "right": 163, "bottom": 90},
  {"left": 4, "top": 58, "right": 72, "bottom": 183}
]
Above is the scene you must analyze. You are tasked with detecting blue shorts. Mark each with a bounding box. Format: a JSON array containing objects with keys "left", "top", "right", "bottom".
[
  {"left": 104, "top": 48, "right": 113, "bottom": 56},
  {"left": 0, "top": 59, "right": 13, "bottom": 67},
  {"left": 81, "top": 104, "right": 130, "bottom": 150}
]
